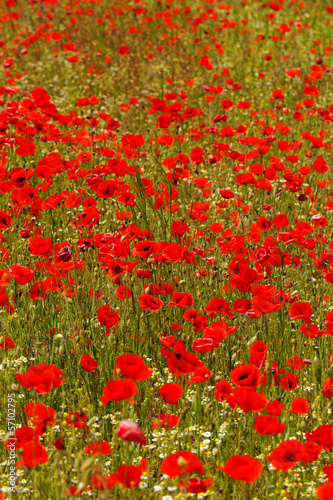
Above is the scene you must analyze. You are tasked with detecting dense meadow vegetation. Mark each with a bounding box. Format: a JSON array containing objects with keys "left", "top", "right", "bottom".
[{"left": 1, "top": 0, "right": 333, "bottom": 498}]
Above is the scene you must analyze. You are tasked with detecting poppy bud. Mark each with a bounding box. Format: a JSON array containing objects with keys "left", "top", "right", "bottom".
[
  {"left": 81, "top": 457, "right": 95, "bottom": 471},
  {"left": 11, "top": 384, "right": 19, "bottom": 393},
  {"left": 204, "top": 402, "right": 213, "bottom": 413},
  {"left": 77, "top": 482, "right": 85, "bottom": 492}
]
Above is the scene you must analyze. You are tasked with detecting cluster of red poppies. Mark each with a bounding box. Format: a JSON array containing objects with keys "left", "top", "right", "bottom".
[{"left": 1, "top": 0, "right": 333, "bottom": 498}]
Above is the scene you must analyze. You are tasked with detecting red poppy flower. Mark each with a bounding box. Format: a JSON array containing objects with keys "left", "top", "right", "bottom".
[
  {"left": 161, "top": 451, "right": 204, "bottom": 478},
  {"left": 85, "top": 441, "right": 112, "bottom": 456},
  {"left": 273, "top": 214, "right": 289, "bottom": 229},
  {"left": 136, "top": 269, "right": 151, "bottom": 279},
  {"left": 64, "top": 193, "right": 81, "bottom": 208},
  {"left": 256, "top": 215, "right": 272, "bottom": 232},
  {"left": 56, "top": 245, "right": 72, "bottom": 261},
  {"left": 117, "top": 420, "right": 146, "bottom": 446},
  {"left": 0, "top": 335, "right": 15, "bottom": 349},
  {"left": 117, "top": 464, "right": 142, "bottom": 489},
  {"left": 206, "top": 298, "right": 233, "bottom": 318},
  {"left": 279, "top": 373, "right": 300, "bottom": 391},
  {"left": 203, "top": 323, "right": 229, "bottom": 346},
  {"left": 254, "top": 415, "right": 286, "bottom": 435},
  {"left": 158, "top": 383, "right": 183, "bottom": 405},
  {"left": 209, "top": 223, "right": 223, "bottom": 233},
  {"left": 65, "top": 485, "right": 82, "bottom": 497},
  {"left": 0, "top": 210, "right": 11, "bottom": 230},
  {"left": 91, "top": 473, "right": 119, "bottom": 490},
  {"left": 230, "top": 364, "right": 261, "bottom": 389},
  {"left": 322, "top": 378, "right": 333, "bottom": 399},
  {"left": 53, "top": 437, "right": 65, "bottom": 451},
  {"left": 302, "top": 442, "right": 322, "bottom": 465},
  {"left": 230, "top": 266, "right": 263, "bottom": 294},
  {"left": 66, "top": 411, "right": 89, "bottom": 432},
  {"left": 16, "top": 139, "right": 36, "bottom": 156},
  {"left": 233, "top": 387, "right": 267, "bottom": 413},
  {"left": 29, "top": 236, "right": 53, "bottom": 258},
  {"left": 5, "top": 426, "right": 39, "bottom": 450},
  {"left": 267, "top": 440, "right": 304, "bottom": 472},
  {"left": 96, "top": 179, "right": 117, "bottom": 198},
  {"left": 218, "top": 455, "right": 262, "bottom": 484},
  {"left": 21, "top": 441, "right": 49, "bottom": 467},
  {"left": 316, "top": 481, "right": 333, "bottom": 499},
  {"left": 115, "top": 354, "right": 152, "bottom": 381},
  {"left": 214, "top": 380, "right": 233, "bottom": 403},
  {"left": 80, "top": 354, "right": 98, "bottom": 373},
  {"left": 178, "top": 477, "right": 210, "bottom": 494},
  {"left": 138, "top": 294, "right": 164, "bottom": 311},
  {"left": 171, "top": 220, "right": 190, "bottom": 238},
  {"left": 170, "top": 291, "right": 194, "bottom": 308},
  {"left": 285, "top": 356, "right": 305, "bottom": 370},
  {"left": 289, "top": 302, "right": 312, "bottom": 322},
  {"left": 192, "top": 338, "right": 214, "bottom": 353},
  {"left": 152, "top": 413, "right": 180, "bottom": 429},
  {"left": 161, "top": 243, "right": 184, "bottom": 263},
  {"left": 116, "top": 285, "right": 132, "bottom": 300},
  {"left": 250, "top": 285, "right": 282, "bottom": 316},
  {"left": 160, "top": 339, "right": 204, "bottom": 378},
  {"left": 8, "top": 265, "right": 34, "bottom": 285},
  {"left": 101, "top": 379, "right": 137, "bottom": 405},
  {"left": 323, "top": 464, "right": 333, "bottom": 481},
  {"left": 24, "top": 403, "right": 56, "bottom": 432},
  {"left": 306, "top": 424, "right": 333, "bottom": 450},
  {"left": 190, "top": 366, "right": 212, "bottom": 383},
  {"left": 266, "top": 400, "right": 286, "bottom": 416},
  {"left": 16, "top": 363, "right": 65, "bottom": 394},
  {"left": 233, "top": 299, "right": 251, "bottom": 313},
  {"left": 249, "top": 340, "right": 267, "bottom": 367},
  {"left": 97, "top": 304, "right": 120, "bottom": 331},
  {"left": 289, "top": 397, "right": 309, "bottom": 414},
  {"left": 132, "top": 240, "right": 157, "bottom": 259}
]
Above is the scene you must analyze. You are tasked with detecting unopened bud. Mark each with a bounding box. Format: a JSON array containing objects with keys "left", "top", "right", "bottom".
[{"left": 81, "top": 457, "right": 95, "bottom": 471}]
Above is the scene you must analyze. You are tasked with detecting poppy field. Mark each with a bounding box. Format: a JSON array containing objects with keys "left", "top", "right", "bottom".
[{"left": 2, "top": 0, "right": 333, "bottom": 498}]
